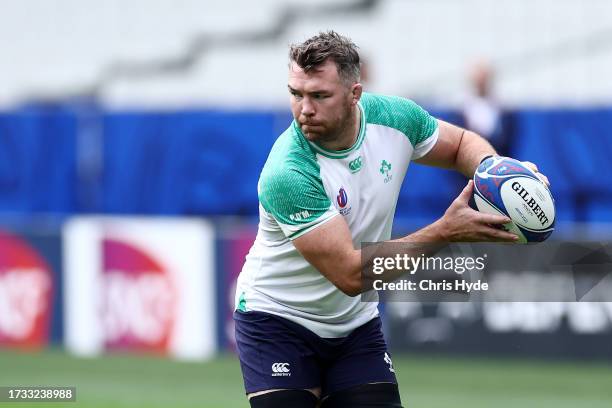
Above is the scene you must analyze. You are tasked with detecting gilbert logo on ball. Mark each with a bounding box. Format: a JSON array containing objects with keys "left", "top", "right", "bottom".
[{"left": 471, "top": 156, "right": 556, "bottom": 243}]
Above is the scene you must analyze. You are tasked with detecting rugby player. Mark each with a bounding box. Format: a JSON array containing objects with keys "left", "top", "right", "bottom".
[{"left": 234, "top": 31, "right": 548, "bottom": 408}]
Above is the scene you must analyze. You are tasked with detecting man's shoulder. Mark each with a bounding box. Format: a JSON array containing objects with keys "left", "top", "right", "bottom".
[
  {"left": 360, "top": 92, "right": 438, "bottom": 147},
  {"left": 259, "top": 124, "right": 323, "bottom": 204},
  {"left": 261, "top": 124, "right": 319, "bottom": 180},
  {"left": 360, "top": 92, "right": 422, "bottom": 124}
]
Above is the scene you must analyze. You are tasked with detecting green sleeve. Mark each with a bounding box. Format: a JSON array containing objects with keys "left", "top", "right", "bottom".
[
  {"left": 259, "top": 147, "right": 336, "bottom": 239},
  {"left": 361, "top": 92, "right": 438, "bottom": 147}
]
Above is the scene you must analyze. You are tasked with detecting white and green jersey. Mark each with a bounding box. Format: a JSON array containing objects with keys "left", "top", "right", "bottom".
[{"left": 235, "top": 92, "right": 439, "bottom": 338}]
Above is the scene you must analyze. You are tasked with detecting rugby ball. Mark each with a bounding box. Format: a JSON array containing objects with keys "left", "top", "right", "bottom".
[{"left": 471, "top": 156, "right": 555, "bottom": 243}]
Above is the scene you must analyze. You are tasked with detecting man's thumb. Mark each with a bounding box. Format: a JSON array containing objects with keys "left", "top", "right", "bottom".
[{"left": 458, "top": 180, "right": 474, "bottom": 202}]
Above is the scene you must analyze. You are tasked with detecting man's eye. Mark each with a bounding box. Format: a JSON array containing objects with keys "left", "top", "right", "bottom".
[{"left": 313, "top": 94, "right": 326, "bottom": 99}]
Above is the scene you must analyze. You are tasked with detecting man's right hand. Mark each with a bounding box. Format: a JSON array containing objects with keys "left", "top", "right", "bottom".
[
  {"left": 293, "top": 179, "right": 518, "bottom": 297},
  {"left": 437, "top": 180, "right": 519, "bottom": 242}
]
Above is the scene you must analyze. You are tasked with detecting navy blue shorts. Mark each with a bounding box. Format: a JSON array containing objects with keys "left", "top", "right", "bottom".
[{"left": 234, "top": 310, "right": 397, "bottom": 396}]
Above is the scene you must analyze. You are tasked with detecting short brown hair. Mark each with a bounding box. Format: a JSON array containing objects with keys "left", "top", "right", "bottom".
[{"left": 289, "top": 31, "right": 360, "bottom": 85}]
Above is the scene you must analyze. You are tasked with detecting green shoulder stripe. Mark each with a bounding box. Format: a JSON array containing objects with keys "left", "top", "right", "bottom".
[
  {"left": 360, "top": 92, "right": 437, "bottom": 146},
  {"left": 258, "top": 127, "right": 331, "bottom": 226}
]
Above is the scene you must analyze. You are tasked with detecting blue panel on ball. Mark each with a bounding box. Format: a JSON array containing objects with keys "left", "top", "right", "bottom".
[
  {"left": 518, "top": 225, "right": 554, "bottom": 242},
  {"left": 473, "top": 185, "right": 509, "bottom": 216},
  {"left": 473, "top": 177, "right": 509, "bottom": 215},
  {"left": 485, "top": 157, "right": 535, "bottom": 178},
  {"left": 477, "top": 156, "right": 496, "bottom": 173}
]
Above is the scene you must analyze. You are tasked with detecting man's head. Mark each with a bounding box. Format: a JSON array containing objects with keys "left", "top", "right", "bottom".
[{"left": 288, "top": 31, "right": 363, "bottom": 145}]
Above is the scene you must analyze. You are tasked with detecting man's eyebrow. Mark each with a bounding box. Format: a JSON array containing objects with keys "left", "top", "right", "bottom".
[{"left": 287, "top": 85, "right": 330, "bottom": 94}]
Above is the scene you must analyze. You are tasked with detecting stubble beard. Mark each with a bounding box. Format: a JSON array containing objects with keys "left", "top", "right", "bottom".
[{"left": 304, "top": 103, "right": 354, "bottom": 148}]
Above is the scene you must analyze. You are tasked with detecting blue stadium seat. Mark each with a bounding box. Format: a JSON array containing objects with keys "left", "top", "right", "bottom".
[
  {"left": 102, "top": 110, "right": 279, "bottom": 215},
  {"left": 513, "top": 109, "right": 612, "bottom": 223},
  {"left": 0, "top": 107, "right": 77, "bottom": 214}
]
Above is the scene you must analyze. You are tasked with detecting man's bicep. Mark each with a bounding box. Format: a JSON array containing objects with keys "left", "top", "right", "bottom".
[
  {"left": 414, "top": 120, "right": 463, "bottom": 168},
  {"left": 293, "top": 215, "right": 361, "bottom": 295}
]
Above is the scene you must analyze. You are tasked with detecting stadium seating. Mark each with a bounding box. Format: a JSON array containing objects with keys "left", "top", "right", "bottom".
[
  {"left": 2, "top": 0, "right": 612, "bottom": 108},
  {"left": 512, "top": 109, "right": 612, "bottom": 224},
  {"left": 2, "top": 106, "right": 612, "bottom": 228},
  {"left": 0, "top": 107, "right": 77, "bottom": 213}
]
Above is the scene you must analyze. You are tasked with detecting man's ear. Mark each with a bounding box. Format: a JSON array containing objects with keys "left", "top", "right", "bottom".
[{"left": 351, "top": 83, "right": 363, "bottom": 106}]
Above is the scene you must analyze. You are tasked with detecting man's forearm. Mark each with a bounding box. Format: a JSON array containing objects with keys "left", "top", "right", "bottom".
[
  {"left": 358, "top": 219, "right": 449, "bottom": 291},
  {"left": 454, "top": 130, "right": 496, "bottom": 177}
]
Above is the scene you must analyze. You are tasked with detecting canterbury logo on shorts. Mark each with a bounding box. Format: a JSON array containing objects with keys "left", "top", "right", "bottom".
[{"left": 271, "top": 363, "right": 291, "bottom": 376}]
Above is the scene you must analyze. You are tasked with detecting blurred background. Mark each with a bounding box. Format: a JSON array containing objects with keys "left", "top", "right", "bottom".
[{"left": 1, "top": 0, "right": 612, "bottom": 407}]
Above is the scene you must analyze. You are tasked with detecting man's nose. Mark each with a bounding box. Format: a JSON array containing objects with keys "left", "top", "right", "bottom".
[{"left": 301, "top": 98, "right": 315, "bottom": 116}]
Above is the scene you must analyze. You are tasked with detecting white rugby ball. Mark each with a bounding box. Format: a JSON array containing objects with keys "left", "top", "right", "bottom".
[{"left": 471, "top": 156, "right": 555, "bottom": 243}]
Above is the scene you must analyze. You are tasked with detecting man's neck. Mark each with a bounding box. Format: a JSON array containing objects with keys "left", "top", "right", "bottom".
[{"left": 317, "top": 106, "right": 361, "bottom": 152}]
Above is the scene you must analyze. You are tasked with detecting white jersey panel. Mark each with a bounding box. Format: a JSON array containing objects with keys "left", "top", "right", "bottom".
[{"left": 318, "top": 124, "right": 415, "bottom": 246}]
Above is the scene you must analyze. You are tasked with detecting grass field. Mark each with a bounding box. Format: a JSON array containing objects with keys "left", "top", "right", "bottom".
[{"left": 1, "top": 349, "right": 612, "bottom": 407}]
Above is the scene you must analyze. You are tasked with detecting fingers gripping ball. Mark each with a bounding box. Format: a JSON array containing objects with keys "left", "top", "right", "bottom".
[{"left": 470, "top": 156, "right": 556, "bottom": 243}]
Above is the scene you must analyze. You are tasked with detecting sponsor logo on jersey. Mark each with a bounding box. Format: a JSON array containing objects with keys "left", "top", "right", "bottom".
[
  {"left": 348, "top": 156, "right": 363, "bottom": 173},
  {"left": 384, "top": 352, "right": 395, "bottom": 373},
  {"left": 337, "top": 188, "right": 348, "bottom": 208},
  {"left": 336, "top": 187, "right": 352, "bottom": 216},
  {"left": 271, "top": 362, "right": 291, "bottom": 376},
  {"left": 380, "top": 160, "right": 393, "bottom": 183}
]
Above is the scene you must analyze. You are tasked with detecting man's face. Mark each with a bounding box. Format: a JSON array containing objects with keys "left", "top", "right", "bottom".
[{"left": 288, "top": 59, "right": 356, "bottom": 143}]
